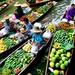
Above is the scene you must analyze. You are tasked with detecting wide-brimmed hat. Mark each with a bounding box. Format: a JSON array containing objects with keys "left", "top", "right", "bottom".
[
  {"left": 14, "top": 2, "right": 21, "bottom": 7},
  {"left": 31, "top": 22, "right": 42, "bottom": 33},
  {"left": 21, "top": 3, "right": 29, "bottom": 7}
]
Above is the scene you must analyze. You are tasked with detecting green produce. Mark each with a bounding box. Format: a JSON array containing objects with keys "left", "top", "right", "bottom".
[
  {"left": 37, "top": 4, "right": 49, "bottom": 14},
  {"left": 66, "top": 52, "right": 71, "bottom": 58},
  {"left": 0, "top": 49, "right": 32, "bottom": 75},
  {"left": 60, "top": 64, "right": 65, "bottom": 70},
  {"left": 49, "top": 48, "right": 72, "bottom": 71},
  {"left": 50, "top": 53, "right": 55, "bottom": 58},
  {"left": 54, "top": 30, "right": 74, "bottom": 50},
  {"left": 50, "top": 62, "right": 54, "bottom": 68},
  {"left": 51, "top": 48, "right": 56, "bottom": 53},
  {"left": 59, "top": 60, "right": 63, "bottom": 64},
  {"left": 4, "top": 37, "right": 17, "bottom": 49},
  {"left": 62, "top": 57, "right": 67, "bottom": 61},
  {"left": 55, "top": 63, "right": 60, "bottom": 68},
  {"left": 51, "top": 57, "right": 56, "bottom": 62},
  {"left": 2, "top": 68, "right": 11, "bottom": 75},
  {"left": 64, "top": 61, "right": 68, "bottom": 66},
  {"left": 54, "top": 70, "right": 59, "bottom": 75}
]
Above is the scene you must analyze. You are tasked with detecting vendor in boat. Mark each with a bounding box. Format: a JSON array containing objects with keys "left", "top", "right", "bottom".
[
  {"left": 0, "top": 15, "right": 11, "bottom": 36},
  {"left": 31, "top": 22, "right": 45, "bottom": 45},
  {"left": 63, "top": 3, "right": 75, "bottom": 21},
  {"left": 20, "top": 17, "right": 32, "bottom": 35},
  {"left": 14, "top": 4, "right": 24, "bottom": 19},
  {"left": 30, "top": 22, "right": 45, "bottom": 56}
]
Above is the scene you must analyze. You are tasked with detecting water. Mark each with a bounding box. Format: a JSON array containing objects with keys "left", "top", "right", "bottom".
[{"left": 41, "top": 0, "right": 71, "bottom": 25}]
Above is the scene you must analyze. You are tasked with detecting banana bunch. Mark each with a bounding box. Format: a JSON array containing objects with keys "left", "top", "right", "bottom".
[
  {"left": 23, "top": 43, "right": 32, "bottom": 52},
  {"left": 46, "top": 23, "right": 56, "bottom": 33},
  {"left": 0, "top": 38, "right": 7, "bottom": 53},
  {"left": 53, "top": 42, "right": 61, "bottom": 49}
]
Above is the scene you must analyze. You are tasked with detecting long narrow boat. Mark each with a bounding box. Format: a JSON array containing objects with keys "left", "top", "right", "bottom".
[
  {"left": 26, "top": 0, "right": 50, "bottom": 7},
  {"left": 0, "top": 32, "right": 31, "bottom": 62},
  {"left": 20, "top": 2, "right": 54, "bottom": 24},
  {"left": 44, "top": 29, "right": 74, "bottom": 75},
  {"left": 0, "top": 33, "right": 52, "bottom": 75},
  {"left": 19, "top": 36, "right": 53, "bottom": 75}
]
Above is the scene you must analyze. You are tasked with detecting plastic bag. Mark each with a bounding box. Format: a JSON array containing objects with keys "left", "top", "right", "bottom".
[
  {"left": 31, "top": 44, "right": 38, "bottom": 55},
  {"left": 43, "top": 31, "right": 52, "bottom": 39}
]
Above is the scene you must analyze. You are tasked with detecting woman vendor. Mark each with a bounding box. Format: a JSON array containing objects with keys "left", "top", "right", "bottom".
[
  {"left": 0, "top": 15, "right": 11, "bottom": 36},
  {"left": 30, "top": 22, "right": 45, "bottom": 56},
  {"left": 63, "top": 3, "right": 75, "bottom": 21},
  {"left": 31, "top": 22, "right": 45, "bottom": 45},
  {"left": 20, "top": 17, "right": 32, "bottom": 36}
]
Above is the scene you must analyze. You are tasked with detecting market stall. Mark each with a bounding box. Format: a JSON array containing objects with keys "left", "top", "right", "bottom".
[{"left": 0, "top": 0, "right": 74, "bottom": 75}]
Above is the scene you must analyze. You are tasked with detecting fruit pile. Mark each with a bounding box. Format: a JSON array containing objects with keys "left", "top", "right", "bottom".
[
  {"left": 0, "top": 37, "right": 18, "bottom": 53},
  {"left": 0, "top": 49, "right": 32, "bottom": 75},
  {"left": 54, "top": 30, "right": 74, "bottom": 50},
  {"left": 22, "top": 43, "right": 32, "bottom": 52},
  {"left": 37, "top": 3, "right": 50, "bottom": 14},
  {"left": 27, "top": 11, "right": 42, "bottom": 22},
  {"left": 46, "top": 23, "right": 56, "bottom": 33},
  {"left": 0, "top": 38, "right": 7, "bottom": 53},
  {"left": 48, "top": 29, "right": 73, "bottom": 75},
  {"left": 58, "top": 22, "right": 70, "bottom": 30},
  {"left": 49, "top": 48, "right": 71, "bottom": 71}
]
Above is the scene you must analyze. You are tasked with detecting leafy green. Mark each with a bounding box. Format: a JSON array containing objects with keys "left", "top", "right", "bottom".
[
  {"left": 1, "top": 49, "right": 32, "bottom": 75},
  {"left": 54, "top": 30, "right": 74, "bottom": 50}
]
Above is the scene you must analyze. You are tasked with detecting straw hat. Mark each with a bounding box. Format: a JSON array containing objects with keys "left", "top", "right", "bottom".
[
  {"left": 34, "top": 22, "right": 42, "bottom": 29},
  {"left": 31, "top": 22, "right": 42, "bottom": 33},
  {"left": 14, "top": 2, "right": 21, "bottom": 7},
  {"left": 14, "top": 4, "right": 21, "bottom": 6},
  {"left": 21, "top": 3, "right": 29, "bottom": 7}
]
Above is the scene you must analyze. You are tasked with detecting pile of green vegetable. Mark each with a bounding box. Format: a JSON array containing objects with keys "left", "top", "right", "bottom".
[
  {"left": 37, "top": 3, "right": 50, "bottom": 14},
  {"left": 48, "top": 29, "right": 74, "bottom": 75},
  {"left": 54, "top": 30, "right": 74, "bottom": 50},
  {"left": 4, "top": 37, "right": 17, "bottom": 49},
  {"left": 0, "top": 49, "right": 32, "bottom": 75},
  {"left": 0, "top": 37, "right": 18, "bottom": 54}
]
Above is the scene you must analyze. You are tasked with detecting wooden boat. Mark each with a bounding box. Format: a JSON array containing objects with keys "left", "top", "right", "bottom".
[
  {"left": 44, "top": 30, "right": 74, "bottom": 75},
  {"left": 26, "top": 0, "right": 50, "bottom": 7},
  {"left": 0, "top": 32, "right": 31, "bottom": 62},
  {"left": 19, "top": 36, "right": 53, "bottom": 75},
  {"left": 0, "top": 34, "right": 52, "bottom": 75},
  {"left": 26, "top": 2, "right": 53, "bottom": 24}
]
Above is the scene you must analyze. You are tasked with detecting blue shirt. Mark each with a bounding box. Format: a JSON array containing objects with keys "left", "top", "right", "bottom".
[
  {"left": 32, "top": 33, "right": 45, "bottom": 44},
  {"left": 25, "top": 22, "right": 32, "bottom": 35}
]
